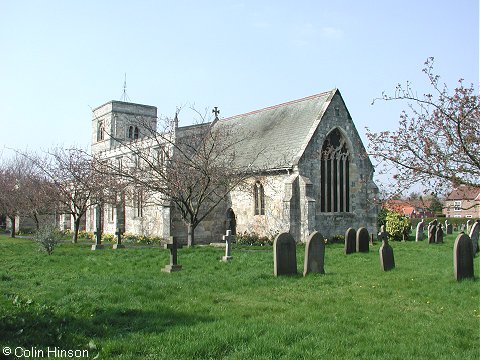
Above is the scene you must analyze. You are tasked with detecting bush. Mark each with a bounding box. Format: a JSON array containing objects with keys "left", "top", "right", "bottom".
[
  {"left": 33, "top": 225, "right": 62, "bottom": 255},
  {"left": 77, "top": 230, "right": 94, "bottom": 240},
  {"left": 385, "top": 211, "right": 411, "bottom": 241},
  {"left": 377, "top": 208, "right": 388, "bottom": 229},
  {"left": 101, "top": 233, "right": 115, "bottom": 243},
  {"left": 122, "top": 233, "right": 163, "bottom": 245},
  {"left": 236, "top": 232, "right": 274, "bottom": 246},
  {"left": 327, "top": 234, "right": 345, "bottom": 244}
]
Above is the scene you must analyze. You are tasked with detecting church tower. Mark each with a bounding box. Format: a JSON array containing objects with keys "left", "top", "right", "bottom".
[{"left": 91, "top": 101, "right": 157, "bottom": 155}]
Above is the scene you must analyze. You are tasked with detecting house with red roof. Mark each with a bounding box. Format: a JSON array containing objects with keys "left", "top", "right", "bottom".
[
  {"left": 383, "top": 199, "right": 434, "bottom": 218},
  {"left": 443, "top": 186, "right": 480, "bottom": 218}
]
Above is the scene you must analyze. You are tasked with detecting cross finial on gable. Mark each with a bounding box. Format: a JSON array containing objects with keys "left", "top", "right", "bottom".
[{"left": 212, "top": 106, "right": 220, "bottom": 120}]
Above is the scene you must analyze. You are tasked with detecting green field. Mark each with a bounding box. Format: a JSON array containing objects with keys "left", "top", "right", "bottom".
[{"left": 1, "top": 234, "right": 479, "bottom": 359}]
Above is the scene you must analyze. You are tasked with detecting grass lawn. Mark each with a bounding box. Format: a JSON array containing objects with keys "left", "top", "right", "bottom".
[{"left": 0, "top": 233, "right": 479, "bottom": 359}]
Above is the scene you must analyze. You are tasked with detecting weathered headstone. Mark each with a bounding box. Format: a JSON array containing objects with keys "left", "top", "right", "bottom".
[
  {"left": 370, "top": 233, "right": 375, "bottom": 245},
  {"left": 344, "top": 228, "right": 356, "bottom": 254},
  {"left": 162, "top": 237, "right": 182, "bottom": 273},
  {"left": 113, "top": 228, "right": 125, "bottom": 249},
  {"left": 466, "top": 219, "right": 472, "bottom": 234},
  {"left": 460, "top": 223, "right": 466, "bottom": 232},
  {"left": 428, "top": 219, "right": 437, "bottom": 244},
  {"left": 356, "top": 227, "right": 370, "bottom": 253},
  {"left": 274, "top": 232, "right": 297, "bottom": 276},
  {"left": 378, "top": 225, "right": 388, "bottom": 242},
  {"left": 303, "top": 231, "right": 325, "bottom": 276},
  {"left": 379, "top": 228, "right": 395, "bottom": 271},
  {"left": 446, "top": 222, "right": 453, "bottom": 235},
  {"left": 91, "top": 205, "right": 104, "bottom": 250},
  {"left": 453, "top": 233, "right": 474, "bottom": 281},
  {"left": 435, "top": 224, "right": 444, "bottom": 244},
  {"left": 468, "top": 220, "right": 480, "bottom": 255},
  {"left": 415, "top": 220, "right": 425, "bottom": 242},
  {"left": 91, "top": 230, "right": 104, "bottom": 250},
  {"left": 221, "top": 230, "right": 234, "bottom": 262}
]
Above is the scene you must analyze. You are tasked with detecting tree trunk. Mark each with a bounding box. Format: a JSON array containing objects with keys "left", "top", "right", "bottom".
[
  {"left": 33, "top": 212, "right": 40, "bottom": 231},
  {"left": 187, "top": 223, "right": 195, "bottom": 247},
  {"left": 9, "top": 215, "right": 16, "bottom": 238},
  {"left": 72, "top": 216, "right": 81, "bottom": 244}
]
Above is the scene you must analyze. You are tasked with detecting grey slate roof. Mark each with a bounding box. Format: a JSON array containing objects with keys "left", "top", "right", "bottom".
[{"left": 212, "top": 89, "right": 336, "bottom": 171}]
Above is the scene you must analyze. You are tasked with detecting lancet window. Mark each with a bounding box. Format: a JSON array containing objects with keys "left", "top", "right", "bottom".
[
  {"left": 320, "top": 128, "right": 350, "bottom": 213},
  {"left": 97, "top": 121, "right": 105, "bottom": 141},
  {"left": 254, "top": 181, "right": 265, "bottom": 215}
]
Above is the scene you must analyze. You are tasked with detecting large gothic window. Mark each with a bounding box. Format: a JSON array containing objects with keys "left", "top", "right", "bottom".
[
  {"left": 254, "top": 181, "right": 265, "bottom": 215},
  {"left": 320, "top": 128, "right": 350, "bottom": 213}
]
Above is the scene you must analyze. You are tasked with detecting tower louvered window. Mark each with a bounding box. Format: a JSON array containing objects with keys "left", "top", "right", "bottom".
[{"left": 320, "top": 128, "right": 350, "bottom": 213}]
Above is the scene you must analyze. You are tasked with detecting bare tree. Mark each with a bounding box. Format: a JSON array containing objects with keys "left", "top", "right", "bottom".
[
  {"left": 367, "top": 57, "right": 479, "bottom": 197},
  {"left": 101, "top": 107, "right": 262, "bottom": 246},
  {"left": 28, "top": 148, "right": 106, "bottom": 243},
  {"left": 0, "top": 156, "right": 23, "bottom": 237}
]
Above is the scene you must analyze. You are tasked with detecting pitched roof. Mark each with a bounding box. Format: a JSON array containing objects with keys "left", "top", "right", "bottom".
[
  {"left": 446, "top": 186, "right": 480, "bottom": 201},
  {"left": 211, "top": 89, "right": 336, "bottom": 171}
]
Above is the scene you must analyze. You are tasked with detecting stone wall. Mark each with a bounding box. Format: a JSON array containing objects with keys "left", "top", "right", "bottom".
[{"left": 230, "top": 174, "right": 291, "bottom": 239}]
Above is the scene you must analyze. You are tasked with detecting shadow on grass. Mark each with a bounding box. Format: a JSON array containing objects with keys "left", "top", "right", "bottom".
[{"left": 0, "top": 296, "right": 213, "bottom": 350}]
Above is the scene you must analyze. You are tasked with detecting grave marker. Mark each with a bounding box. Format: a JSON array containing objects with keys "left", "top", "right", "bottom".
[
  {"left": 303, "top": 231, "right": 325, "bottom": 276},
  {"left": 469, "top": 220, "right": 480, "bottom": 255},
  {"left": 428, "top": 219, "right": 437, "bottom": 244},
  {"left": 113, "top": 228, "right": 125, "bottom": 249},
  {"left": 162, "top": 237, "right": 182, "bottom": 273},
  {"left": 356, "top": 227, "right": 370, "bottom": 253},
  {"left": 274, "top": 233, "right": 297, "bottom": 276},
  {"left": 344, "top": 228, "right": 356, "bottom": 254},
  {"left": 91, "top": 205, "right": 104, "bottom": 250},
  {"left": 435, "top": 224, "right": 444, "bottom": 244},
  {"left": 453, "top": 233, "right": 474, "bottom": 281},
  {"left": 221, "top": 230, "right": 234, "bottom": 262},
  {"left": 378, "top": 226, "right": 395, "bottom": 271},
  {"left": 415, "top": 220, "right": 425, "bottom": 242}
]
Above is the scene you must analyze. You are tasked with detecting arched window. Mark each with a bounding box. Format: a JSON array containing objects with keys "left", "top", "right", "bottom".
[
  {"left": 134, "top": 126, "right": 139, "bottom": 139},
  {"left": 320, "top": 128, "right": 350, "bottom": 213},
  {"left": 97, "top": 121, "right": 105, "bottom": 141},
  {"left": 254, "top": 181, "right": 265, "bottom": 215},
  {"left": 128, "top": 126, "right": 133, "bottom": 139}
]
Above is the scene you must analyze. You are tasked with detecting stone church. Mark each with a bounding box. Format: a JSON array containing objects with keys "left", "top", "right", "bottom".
[{"left": 87, "top": 89, "right": 378, "bottom": 243}]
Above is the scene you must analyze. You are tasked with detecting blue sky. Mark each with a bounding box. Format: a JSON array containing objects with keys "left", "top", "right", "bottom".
[{"left": 0, "top": 0, "right": 478, "bottom": 157}]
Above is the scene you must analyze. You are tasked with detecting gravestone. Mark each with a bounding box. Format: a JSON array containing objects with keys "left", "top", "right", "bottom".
[
  {"left": 453, "top": 233, "right": 474, "bottom": 281},
  {"left": 468, "top": 220, "right": 480, "bottom": 255},
  {"left": 91, "top": 205, "right": 104, "bottom": 250},
  {"left": 460, "top": 223, "right": 466, "bottom": 232},
  {"left": 415, "top": 220, "right": 425, "bottom": 242},
  {"left": 428, "top": 219, "right": 437, "bottom": 244},
  {"left": 273, "top": 232, "right": 297, "bottom": 276},
  {"left": 446, "top": 222, "right": 453, "bottom": 235},
  {"left": 344, "top": 228, "right": 356, "bottom": 254},
  {"left": 221, "top": 230, "right": 234, "bottom": 262},
  {"left": 113, "top": 228, "right": 125, "bottom": 249},
  {"left": 356, "top": 227, "right": 370, "bottom": 253},
  {"left": 370, "top": 233, "right": 374, "bottom": 245},
  {"left": 162, "top": 237, "right": 182, "bottom": 273},
  {"left": 378, "top": 225, "right": 388, "bottom": 242},
  {"left": 435, "top": 224, "right": 444, "bottom": 244},
  {"left": 303, "top": 231, "right": 325, "bottom": 276},
  {"left": 466, "top": 219, "right": 472, "bottom": 234},
  {"left": 379, "top": 228, "right": 395, "bottom": 271}
]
